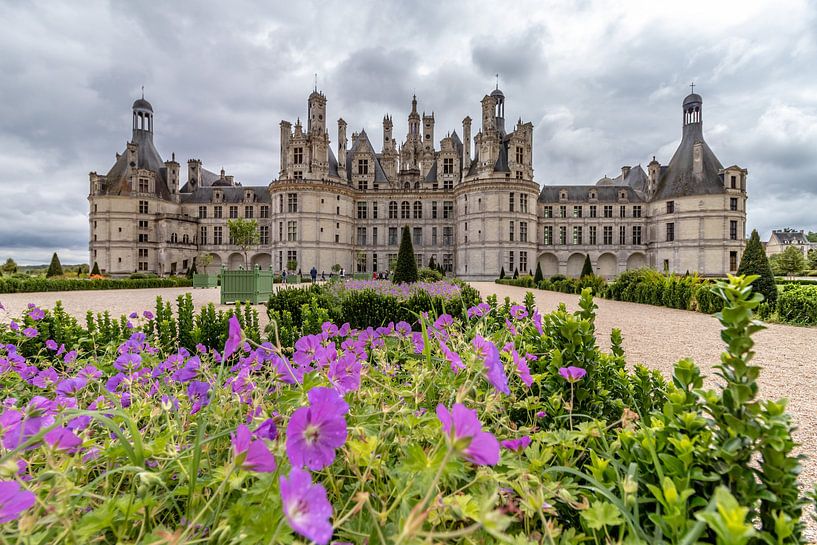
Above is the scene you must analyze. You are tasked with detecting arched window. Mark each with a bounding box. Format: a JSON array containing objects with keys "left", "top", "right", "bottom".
[
  {"left": 401, "top": 201, "right": 410, "bottom": 219},
  {"left": 171, "top": 233, "right": 178, "bottom": 243},
  {"left": 182, "top": 234, "right": 189, "bottom": 244},
  {"left": 413, "top": 201, "right": 422, "bottom": 219},
  {"left": 403, "top": 182, "right": 410, "bottom": 190},
  {"left": 414, "top": 182, "right": 420, "bottom": 190},
  {"left": 389, "top": 201, "right": 398, "bottom": 219}
]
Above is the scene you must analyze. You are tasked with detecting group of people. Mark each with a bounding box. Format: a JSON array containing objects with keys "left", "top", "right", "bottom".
[{"left": 279, "top": 267, "right": 389, "bottom": 283}]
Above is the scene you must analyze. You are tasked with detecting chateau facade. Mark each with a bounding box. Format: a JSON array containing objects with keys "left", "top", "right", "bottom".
[{"left": 88, "top": 87, "right": 746, "bottom": 279}]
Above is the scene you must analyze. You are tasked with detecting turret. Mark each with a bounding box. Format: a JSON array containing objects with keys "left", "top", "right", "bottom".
[
  {"left": 132, "top": 94, "right": 154, "bottom": 141},
  {"left": 647, "top": 156, "right": 660, "bottom": 196},
  {"left": 338, "top": 118, "right": 348, "bottom": 177},
  {"left": 383, "top": 115, "right": 393, "bottom": 151},
  {"left": 422, "top": 112, "right": 435, "bottom": 151},
  {"left": 481, "top": 95, "right": 497, "bottom": 132},
  {"left": 408, "top": 95, "right": 420, "bottom": 138},
  {"left": 462, "top": 116, "right": 472, "bottom": 171},
  {"left": 279, "top": 121, "right": 291, "bottom": 177},
  {"left": 165, "top": 152, "right": 179, "bottom": 195},
  {"left": 307, "top": 89, "right": 326, "bottom": 134}
]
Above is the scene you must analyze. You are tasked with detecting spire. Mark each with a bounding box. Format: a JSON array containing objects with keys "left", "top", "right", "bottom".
[
  {"left": 314, "top": 73, "right": 318, "bottom": 92},
  {"left": 141, "top": 85, "right": 144, "bottom": 99},
  {"left": 496, "top": 73, "right": 499, "bottom": 90}
]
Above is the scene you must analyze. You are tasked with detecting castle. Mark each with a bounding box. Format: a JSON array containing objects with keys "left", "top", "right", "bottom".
[{"left": 88, "top": 86, "right": 747, "bottom": 279}]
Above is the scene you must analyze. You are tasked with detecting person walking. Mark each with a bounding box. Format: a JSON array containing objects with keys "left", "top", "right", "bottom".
[
  {"left": 310, "top": 266, "right": 317, "bottom": 284},
  {"left": 281, "top": 269, "right": 287, "bottom": 283}
]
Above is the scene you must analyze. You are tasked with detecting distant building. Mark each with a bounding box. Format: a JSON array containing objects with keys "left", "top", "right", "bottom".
[
  {"left": 88, "top": 87, "right": 746, "bottom": 279},
  {"left": 766, "top": 229, "right": 814, "bottom": 257}
]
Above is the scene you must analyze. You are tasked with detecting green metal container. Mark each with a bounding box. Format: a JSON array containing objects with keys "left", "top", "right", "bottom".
[
  {"left": 192, "top": 273, "right": 219, "bottom": 288},
  {"left": 220, "top": 266, "right": 275, "bottom": 304}
]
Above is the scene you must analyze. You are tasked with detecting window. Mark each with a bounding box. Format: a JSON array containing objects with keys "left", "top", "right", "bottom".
[
  {"left": 632, "top": 225, "right": 642, "bottom": 245},
  {"left": 573, "top": 205, "right": 582, "bottom": 218},
  {"left": 516, "top": 171, "right": 523, "bottom": 180},
  {"left": 520, "top": 222, "right": 528, "bottom": 242},
  {"left": 573, "top": 226, "right": 582, "bottom": 245},
  {"left": 509, "top": 192, "right": 515, "bottom": 212},
  {"left": 358, "top": 179, "right": 368, "bottom": 190},
  {"left": 633, "top": 205, "right": 641, "bottom": 218},
  {"left": 138, "top": 248, "right": 149, "bottom": 258},
  {"left": 214, "top": 206, "right": 222, "bottom": 219},
  {"left": 357, "top": 227, "right": 367, "bottom": 246},
  {"left": 509, "top": 251, "right": 515, "bottom": 272},
  {"left": 260, "top": 205, "right": 269, "bottom": 218},
  {"left": 357, "top": 202, "right": 367, "bottom": 219},
  {"left": 139, "top": 233, "right": 149, "bottom": 243},
  {"left": 138, "top": 220, "right": 148, "bottom": 230},
  {"left": 260, "top": 225, "right": 269, "bottom": 245},
  {"left": 730, "top": 251, "right": 738, "bottom": 271},
  {"left": 139, "top": 200, "right": 148, "bottom": 214},
  {"left": 730, "top": 220, "right": 738, "bottom": 240},
  {"left": 431, "top": 201, "right": 438, "bottom": 219},
  {"left": 543, "top": 226, "right": 553, "bottom": 245},
  {"left": 589, "top": 226, "right": 597, "bottom": 245},
  {"left": 138, "top": 178, "right": 149, "bottom": 193},
  {"left": 443, "top": 253, "right": 452, "bottom": 272},
  {"left": 138, "top": 261, "right": 148, "bottom": 271},
  {"left": 603, "top": 205, "right": 613, "bottom": 218},
  {"left": 389, "top": 227, "right": 398, "bottom": 245},
  {"left": 620, "top": 225, "right": 626, "bottom": 244},
  {"left": 730, "top": 197, "right": 738, "bottom": 211},
  {"left": 372, "top": 202, "right": 378, "bottom": 219},
  {"left": 432, "top": 227, "right": 438, "bottom": 245},
  {"left": 278, "top": 222, "right": 283, "bottom": 241},
  {"left": 413, "top": 201, "right": 422, "bottom": 219},
  {"left": 415, "top": 254, "right": 423, "bottom": 268},
  {"left": 730, "top": 175, "right": 737, "bottom": 189},
  {"left": 589, "top": 205, "right": 597, "bottom": 218},
  {"left": 372, "top": 227, "right": 378, "bottom": 245},
  {"left": 229, "top": 206, "right": 238, "bottom": 219},
  {"left": 293, "top": 171, "right": 303, "bottom": 180},
  {"left": 520, "top": 193, "right": 528, "bottom": 213},
  {"left": 559, "top": 226, "right": 567, "bottom": 245},
  {"left": 389, "top": 201, "right": 398, "bottom": 219},
  {"left": 278, "top": 196, "right": 284, "bottom": 213},
  {"left": 443, "top": 226, "right": 453, "bottom": 245},
  {"left": 413, "top": 227, "right": 423, "bottom": 245},
  {"left": 509, "top": 221, "right": 515, "bottom": 242},
  {"left": 666, "top": 201, "right": 675, "bottom": 213},
  {"left": 443, "top": 177, "right": 453, "bottom": 190},
  {"left": 358, "top": 159, "right": 369, "bottom": 175},
  {"left": 443, "top": 201, "right": 453, "bottom": 219},
  {"left": 401, "top": 201, "right": 410, "bottom": 219},
  {"left": 199, "top": 226, "right": 207, "bottom": 245},
  {"left": 245, "top": 206, "right": 254, "bottom": 219},
  {"left": 620, "top": 205, "right": 626, "bottom": 218},
  {"left": 666, "top": 223, "right": 675, "bottom": 242},
  {"left": 520, "top": 251, "right": 528, "bottom": 273},
  {"left": 287, "top": 193, "right": 298, "bottom": 213},
  {"left": 559, "top": 205, "right": 567, "bottom": 218},
  {"left": 214, "top": 226, "right": 223, "bottom": 245},
  {"left": 198, "top": 206, "right": 207, "bottom": 218},
  {"left": 516, "top": 146, "right": 524, "bottom": 164},
  {"left": 443, "top": 158, "right": 454, "bottom": 174},
  {"left": 603, "top": 226, "right": 613, "bottom": 245},
  {"left": 372, "top": 254, "right": 378, "bottom": 272},
  {"left": 287, "top": 250, "right": 297, "bottom": 270},
  {"left": 544, "top": 206, "right": 553, "bottom": 218},
  {"left": 293, "top": 147, "right": 303, "bottom": 164},
  {"left": 287, "top": 221, "right": 297, "bottom": 241}
]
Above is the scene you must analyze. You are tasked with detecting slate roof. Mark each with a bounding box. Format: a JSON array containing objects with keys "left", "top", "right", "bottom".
[
  {"left": 179, "top": 186, "right": 271, "bottom": 204},
  {"left": 345, "top": 130, "right": 388, "bottom": 182},
  {"left": 770, "top": 230, "right": 809, "bottom": 245},
  {"left": 100, "top": 131, "right": 171, "bottom": 199},
  {"left": 424, "top": 160, "right": 438, "bottom": 181},
  {"left": 539, "top": 184, "right": 645, "bottom": 203},
  {"left": 652, "top": 121, "right": 724, "bottom": 200}
]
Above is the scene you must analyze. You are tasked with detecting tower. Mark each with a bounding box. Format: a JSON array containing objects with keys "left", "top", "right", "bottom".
[
  {"left": 462, "top": 116, "right": 472, "bottom": 172},
  {"left": 383, "top": 115, "right": 393, "bottom": 150},
  {"left": 422, "top": 112, "right": 435, "bottom": 151},
  {"left": 279, "top": 121, "right": 291, "bottom": 177},
  {"left": 338, "top": 118, "right": 348, "bottom": 178},
  {"left": 307, "top": 89, "right": 327, "bottom": 134},
  {"left": 490, "top": 86, "right": 505, "bottom": 134},
  {"left": 480, "top": 94, "right": 497, "bottom": 132},
  {"left": 132, "top": 94, "right": 154, "bottom": 140},
  {"left": 408, "top": 95, "right": 420, "bottom": 139}
]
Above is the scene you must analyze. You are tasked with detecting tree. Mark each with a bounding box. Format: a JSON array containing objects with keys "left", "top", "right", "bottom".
[
  {"left": 393, "top": 225, "right": 418, "bottom": 284},
  {"left": 774, "top": 245, "right": 807, "bottom": 277},
  {"left": 807, "top": 231, "right": 817, "bottom": 243},
  {"left": 198, "top": 252, "right": 215, "bottom": 274},
  {"left": 737, "top": 229, "right": 777, "bottom": 306},
  {"left": 91, "top": 262, "right": 101, "bottom": 276},
  {"left": 581, "top": 254, "right": 593, "bottom": 278},
  {"left": 499, "top": 266, "right": 505, "bottom": 280},
  {"left": 428, "top": 255, "right": 437, "bottom": 270},
  {"left": 513, "top": 268, "right": 519, "bottom": 279},
  {"left": 227, "top": 218, "right": 260, "bottom": 269},
  {"left": 534, "top": 262, "right": 543, "bottom": 284},
  {"left": 46, "top": 252, "right": 63, "bottom": 277},
  {"left": 2, "top": 258, "right": 17, "bottom": 274}
]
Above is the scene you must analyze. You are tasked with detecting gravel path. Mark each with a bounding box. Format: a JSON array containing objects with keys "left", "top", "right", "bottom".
[{"left": 2, "top": 283, "right": 815, "bottom": 535}]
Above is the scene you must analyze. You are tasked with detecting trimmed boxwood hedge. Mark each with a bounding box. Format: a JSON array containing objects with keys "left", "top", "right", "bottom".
[{"left": 0, "top": 276, "right": 193, "bottom": 294}]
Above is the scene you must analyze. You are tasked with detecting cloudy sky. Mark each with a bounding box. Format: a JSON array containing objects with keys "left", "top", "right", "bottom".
[{"left": 1, "top": 0, "right": 815, "bottom": 264}]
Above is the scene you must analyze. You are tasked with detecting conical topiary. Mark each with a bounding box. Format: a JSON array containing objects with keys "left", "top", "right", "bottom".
[
  {"left": 513, "top": 268, "right": 519, "bottom": 279},
  {"left": 737, "top": 229, "right": 777, "bottom": 306},
  {"left": 581, "top": 254, "right": 593, "bottom": 278},
  {"left": 393, "top": 225, "right": 418, "bottom": 284},
  {"left": 534, "top": 262, "right": 543, "bottom": 283},
  {"left": 91, "top": 262, "right": 101, "bottom": 276},
  {"left": 46, "top": 252, "right": 63, "bottom": 277},
  {"left": 499, "top": 266, "right": 505, "bottom": 280}
]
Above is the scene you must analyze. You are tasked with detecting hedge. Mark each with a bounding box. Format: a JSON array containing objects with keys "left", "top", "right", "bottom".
[
  {"left": 776, "top": 284, "right": 817, "bottom": 325},
  {"left": 0, "top": 276, "right": 193, "bottom": 293}
]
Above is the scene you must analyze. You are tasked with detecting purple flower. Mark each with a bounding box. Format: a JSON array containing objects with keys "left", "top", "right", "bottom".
[
  {"left": 559, "top": 366, "right": 587, "bottom": 383},
  {"left": 510, "top": 305, "right": 528, "bottom": 320},
  {"left": 45, "top": 339, "right": 58, "bottom": 351},
  {"left": 9, "top": 321, "right": 19, "bottom": 331},
  {"left": 114, "top": 353, "right": 141, "bottom": 371},
  {"left": 44, "top": 427, "right": 82, "bottom": 453},
  {"left": 286, "top": 387, "right": 349, "bottom": 471},
  {"left": 129, "top": 312, "right": 138, "bottom": 319},
  {"left": 222, "top": 315, "right": 243, "bottom": 361},
  {"left": 433, "top": 314, "right": 453, "bottom": 330},
  {"left": 171, "top": 357, "right": 200, "bottom": 383},
  {"left": 231, "top": 424, "right": 277, "bottom": 473},
  {"left": 501, "top": 436, "right": 532, "bottom": 452},
  {"left": 161, "top": 395, "right": 179, "bottom": 412},
  {"left": 536, "top": 410, "right": 547, "bottom": 419},
  {"left": 532, "top": 309, "right": 543, "bottom": 335},
  {"left": 280, "top": 467, "right": 334, "bottom": 545},
  {"left": 327, "top": 352, "right": 362, "bottom": 394},
  {"left": 254, "top": 418, "right": 278, "bottom": 441},
  {"left": 472, "top": 336, "right": 509, "bottom": 395},
  {"left": 187, "top": 381, "right": 211, "bottom": 414},
  {"left": 143, "top": 310, "right": 154, "bottom": 320},
  {"left": 439, "top": 339, "right": 464, "bottom": 373},
  {"left": 0, "top": 481, "right": 36, "bottom": 523},
  {"left": 63, "top": 350, "right": 77, "bottom": 364},
  {"left": 512, "top": 351, "right": 533, "bottom": 387},
  {"left": 436, "top": 403, "right": 499, "bottom": 466},
  {"left": 31, "top": 368, "right": 58, "bottom": 388},
  {"left": 395, "top": 321, "right": 412, "bottom": 336},
  {"left": 79, "top": 365, "right": 102, "bottom": 379},
  {"left": 56, "top": 377, "right": 88, "bottom": 396},
  {"left": 22, "top": 328, "right": 38, "bottom": 338},
  {"left": 27, "top": 308, "right": 44, "bottom": 321},
  {"left": 467, "top": 303, "right": 490, "bottom": 319}
]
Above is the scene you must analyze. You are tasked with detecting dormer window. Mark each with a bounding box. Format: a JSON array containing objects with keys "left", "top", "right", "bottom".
[
  {"left": 559, "top": 189, "right": 568, "bottom": 201},
  {"left": 358, "top": 159, "right": 369, "bottom": 175},
  {"left": 589, "top": 190, "right": 596, "bottom": 200},
  {"left": 293, "top": 147, "right": 303, "bottom": 165},
  {"left": 213, "top": 190, "right": 222, "bottom": 203}
]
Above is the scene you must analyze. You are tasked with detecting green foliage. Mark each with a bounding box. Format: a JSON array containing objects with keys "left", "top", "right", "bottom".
[
  {"left": 738, "top": 231, "right": 782, "bottom": 308},
  {"left": 227, "top": 218, "right": 260, "bottom": 268},
  {"left": 581, "top": 254, "right": 593, "bottom": 277},
  {"left": 91, "top": 262, "right": 100, "bottom": 275},
  {"left": 770, "top": 245, "right": 807, "bottom": 277},
  {"left": 3, "top": 257, "right": 17, "bottom": 273},
  {"left": 0, "top": 275, "right": 192, "bottom": 294},
  {"left": 46, "top": 252, "right": 63, "bottom": 277},
  {"left": 776, "top": 284, "right": 817, "bottom": 324},
  {"left": 417, "top": 267, "right": 443, "bottom": 282},
  {"left": 534, "top": 261, "right": 544, "bottom": 283},
  {"left": 393, "top": 225, "right": 418, "bottom": 284}
]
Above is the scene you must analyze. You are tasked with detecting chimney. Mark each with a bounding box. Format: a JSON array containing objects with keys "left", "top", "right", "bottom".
[
  {"left": 621, "top": 165, "right": 631, "bottom": 180},
  {"left": 462, "top": 116, "right": 472, "bottom": 172}
]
